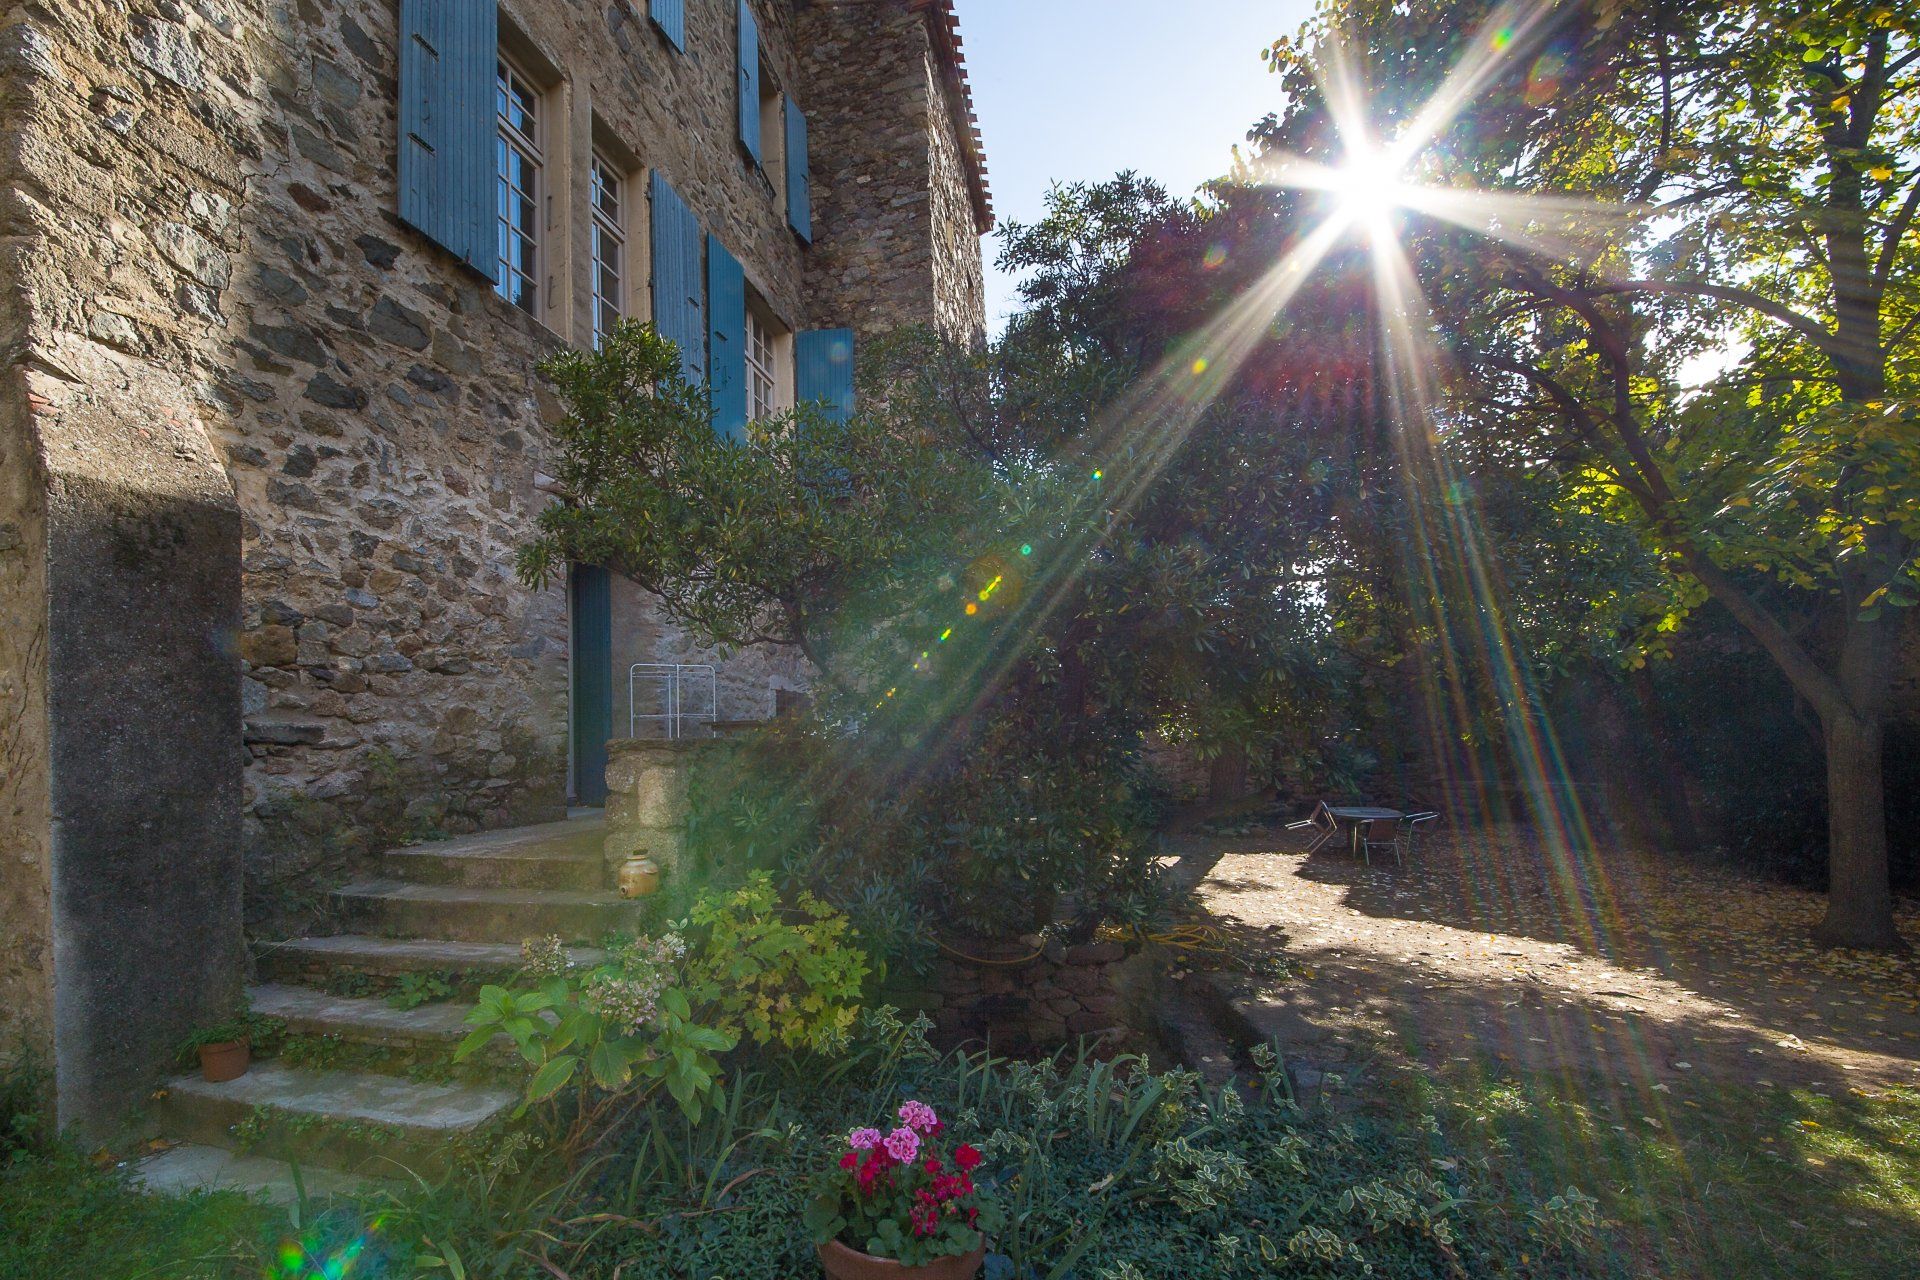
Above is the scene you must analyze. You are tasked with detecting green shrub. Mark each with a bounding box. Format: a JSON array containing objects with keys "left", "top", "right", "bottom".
[{"left": 683, "top": 872, "right": 870, "bottom": 1054}]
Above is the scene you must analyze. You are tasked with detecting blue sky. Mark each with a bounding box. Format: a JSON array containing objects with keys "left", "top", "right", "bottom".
[{"left": 959, "top": 1, "right": 1318, "bottom": 332}]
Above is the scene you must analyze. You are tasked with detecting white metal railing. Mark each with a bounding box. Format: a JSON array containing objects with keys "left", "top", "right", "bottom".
[{"left": 627, "top": 663, "right": 717, "bottom": 740}]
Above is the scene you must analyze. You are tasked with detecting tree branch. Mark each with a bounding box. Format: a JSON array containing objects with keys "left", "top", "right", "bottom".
[{"left": 1599, "top": 279, "right": 1843, "bottom": 361}]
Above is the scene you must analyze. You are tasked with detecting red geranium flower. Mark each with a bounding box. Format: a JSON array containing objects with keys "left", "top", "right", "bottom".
[
  {"left": 954, "top": 1143, "right": 982, "bottom": 1172},
  {"left": 840, "top": 1151, "right": 858, "bottom": 1170}
]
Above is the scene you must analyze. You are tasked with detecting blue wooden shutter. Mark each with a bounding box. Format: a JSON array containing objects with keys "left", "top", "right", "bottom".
[
  {"left": 796, "top": 329, "right": 855, "bottom": 422},
  {"left": 737, "top": 0, "right": 761, "bottom": 161},
  {"left": 650, "top": 172, "right": 705, "bottom": 385},
  {"left": 397, "top": 1, "right": 495, "bottom": 276},
  {"left": 707, "top": 236, "right": 747, "bottom": 440},
  {"left": 651, "top": 0, "right": 685, "bottom": 51},
  {"left": 785, "top": 96, "right": 811, "bottom": 242}
]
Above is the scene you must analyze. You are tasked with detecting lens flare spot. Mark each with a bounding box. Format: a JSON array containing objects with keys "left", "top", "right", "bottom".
[
  {"left": 1191, "top": 357, "right": 1209, "bottom": 375},
  {"left": 1019, "top": 544, "right": 1032, "bottom": 557},
  {"left": 964, "top": 602, "right": 978, "bottom": 616},
  {"left": 1201, "top": 243, "right": 1227, "bottom": 269},
  {"left": 1092, "top": 469, "right": 1103, "bottom": 481},
  {"left": 1524, "top": 50, "right": 1567, "bottom": 106},
  {"left": 1491, "top": 26, "right": 1514, "bottom": 50},
  {"left": 938, "top": 628, "right": 952, "bottom": 642}
]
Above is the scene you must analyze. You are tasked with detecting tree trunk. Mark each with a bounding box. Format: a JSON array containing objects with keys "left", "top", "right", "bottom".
[
  {"left": 1814, "top": 610, "right": 1905, "bottom": 951},
  {"left": 1816, "top": 710, "right": 1904, "bottom": 950}
]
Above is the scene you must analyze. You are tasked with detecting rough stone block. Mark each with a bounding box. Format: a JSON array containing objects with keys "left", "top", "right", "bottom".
[{"left": 1064, "top": 940, "right": 1125, "bottom": 966}]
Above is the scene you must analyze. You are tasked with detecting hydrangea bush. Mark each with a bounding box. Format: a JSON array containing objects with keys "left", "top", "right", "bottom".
[{"left": 804, "top": 1099, "right": 1004, "bottom": 1265}]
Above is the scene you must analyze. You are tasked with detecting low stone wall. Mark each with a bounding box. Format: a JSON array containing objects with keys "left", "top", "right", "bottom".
[
  {"left": 602, "top": 737, "right": 709, "bottom": 877},
  {"left": 879, "top": 938, "right": 1148, "bottom": 1056}
]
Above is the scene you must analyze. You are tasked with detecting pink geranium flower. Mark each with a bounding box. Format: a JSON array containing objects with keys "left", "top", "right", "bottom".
[
  {"left": 883, "top": 1126, "right": 921, "bottom": 1163},
  {"left": 898, "top": 1100, "right": 940, "bottom": 1133},
  {"left": 848, "top": 1127, "right": 884, "bottom": 1150}
]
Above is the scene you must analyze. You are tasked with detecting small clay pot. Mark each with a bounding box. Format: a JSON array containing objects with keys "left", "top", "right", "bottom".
[
  {"left": 816, "top": 1240, "right": 985, "bottom": 1280},
  {"left": 197, "top": 1039, "right": 250, "bottom": 1083},
  {"left": 617, "top": 855, "right": 661, "bottom": 898}
]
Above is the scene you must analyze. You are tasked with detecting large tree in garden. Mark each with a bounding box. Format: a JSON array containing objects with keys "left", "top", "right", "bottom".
[{"left": 1261, "top": 0, "right": 1919, "bottom": 948}]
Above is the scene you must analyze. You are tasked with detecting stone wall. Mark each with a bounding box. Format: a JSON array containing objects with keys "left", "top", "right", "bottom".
[
  {"left": 879, "top": 938, "right": 1145, "bottom": 1056},
  {"left": 609, "top": 576, "right": 809, "bottom": 734},
  {"left": 796, "top": 0, "right": 987, "bottom": 347},
  {"left": 0, "top": 1, "right": 53, "bottom": 1093},
  {"left": 1, "top": 2, "right": 246, "bottom": 1131}
]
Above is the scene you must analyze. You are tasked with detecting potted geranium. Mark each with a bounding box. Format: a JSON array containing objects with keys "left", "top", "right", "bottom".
[{"left": 805, "top": 1101, "right": 1002, "bottom": 1279}]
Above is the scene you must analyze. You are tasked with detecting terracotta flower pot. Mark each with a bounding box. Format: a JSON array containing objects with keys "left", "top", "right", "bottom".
[
  {"left": 197, "top": 1039, "right": 250, "bottom": 1083},
  {"left": 817, "top": 1241, "right": 984, "bottom": 1280}
]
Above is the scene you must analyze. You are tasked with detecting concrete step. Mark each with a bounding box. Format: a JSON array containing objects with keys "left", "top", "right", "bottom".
[
  {"left": 131, "top": 1142, "right": 379, "bottom": 1206},
  {"left": 249, "top": 982, "right": 477, "bottom": 1052},
  {"left": 331, "top": 879, "right": 645, "bottom": 943},
  {"left": 254, "top": 934, "right": 606, "bottom": 986},
  {"left": 378, "top": 816, "right": 606, "bottom": 891},
  {"left": 159, "top": 1062, "right": 515, "bottom": 1178}
]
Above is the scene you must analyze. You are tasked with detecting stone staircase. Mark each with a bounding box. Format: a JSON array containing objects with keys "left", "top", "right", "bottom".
[{"left": 135, "top": 815, "right": 633, "bottom": 1203}]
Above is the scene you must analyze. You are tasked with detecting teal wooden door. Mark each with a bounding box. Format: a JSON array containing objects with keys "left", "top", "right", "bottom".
[{"left": 570, "top": 565, "right": 613, "bottom": 806}]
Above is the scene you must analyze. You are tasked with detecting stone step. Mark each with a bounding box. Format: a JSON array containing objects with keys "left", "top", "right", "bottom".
[
  {"left": 254, "top": 934, "right": 606, "bottom": 986},
  {"left": 382, "top": 844, "right": 605, "bottom": 891},
  {"left": 378, "top": 816, "right": 608, "bottom": 891},
  {"left": 131, "top": 1141, "right": 379, "bottom": 1206},
  {"left": 249, "top": 982, "right": 477, "bottom": 1052},
  {"left": 159, "top": 1062, "right": 515, "bottom": 1178},
  {"left": 331, "top": 879, "right": 644, "bottom": 944}
]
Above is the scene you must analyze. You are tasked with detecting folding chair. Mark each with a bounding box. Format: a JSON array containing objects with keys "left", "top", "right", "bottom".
[{"left": 1284, "top": 800, "right": 1339, "bottom": 852}]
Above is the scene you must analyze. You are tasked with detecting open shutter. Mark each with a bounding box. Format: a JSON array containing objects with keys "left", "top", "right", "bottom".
[
  {"left": 707, "top": 237, "right": 747, "bottom": 440},
  {"left": 737, "top": 0, "right": 761, "bottom": 162},
  {"left": 651, "top": 0, "right": 685, "bottom": 51},
  {"left": 650, "top": 173, "right": 705, "bottom": 385},
  {"left": 796, "top": 329, "right": 855, "bottom": 422},
  {"left": 785, "top": 95, "right": 811, "bottom": 242},
  {"left": 397, "top": 1, "right": 495, "bottom": 276}
]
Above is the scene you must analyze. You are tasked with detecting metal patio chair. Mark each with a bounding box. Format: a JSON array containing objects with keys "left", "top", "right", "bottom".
[
  {"left": 1403, "top": 809, "right": 1440, "bottom": 857},
  {"left": 1284, "top": 800, "right": 1340, "bottom": 852},
  {"left": 1358, "top": 816, "right": 1405, "bottom": 867}
]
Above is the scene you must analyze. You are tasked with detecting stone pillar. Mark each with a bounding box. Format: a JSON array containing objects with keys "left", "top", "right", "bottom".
[
  {"left": 1, "top": 343, "right": 245, "bottom": 1134},
  {"left": 602, "top": 739, "right": 706, "bottom": 879}
]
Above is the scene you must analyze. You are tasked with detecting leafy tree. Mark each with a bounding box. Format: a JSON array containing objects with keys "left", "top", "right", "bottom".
[{"left": 1261, "top": 0, "right": 1920, "bottom": 948}]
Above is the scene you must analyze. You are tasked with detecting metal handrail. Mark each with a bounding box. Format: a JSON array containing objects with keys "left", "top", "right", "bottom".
[{"left": 627, "top": 663, "right": 717, "bottom": 739}]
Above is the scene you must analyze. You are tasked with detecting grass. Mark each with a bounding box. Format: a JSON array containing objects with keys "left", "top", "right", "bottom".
[
  {"left": 0, "top": 1144, "right": 277, "bottom": 1280},
  {"left": 3, "top": 1031, "right": 1917, "bottom": 1279},
  {"left": 1407, "top": 1062, "right": 1920, "bottom": 1279}
]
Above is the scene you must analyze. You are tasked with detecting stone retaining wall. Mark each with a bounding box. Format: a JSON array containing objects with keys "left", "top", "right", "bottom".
[{"left": 880, "top": 938, "right": 1147, "bottom": 1056}]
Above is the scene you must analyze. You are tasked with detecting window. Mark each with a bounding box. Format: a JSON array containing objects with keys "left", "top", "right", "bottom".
[
  {"left": 590, "top": 153, "right": 626, "bottom": 348},
  {"left": 495, "top": 55, "right": 543, "bottom": 314},
  {"left": 745, "top": 300, "right": 789, "bottom": 421},
  {"left": 757, "top": 62, "right": 784, "bottom": 196}
]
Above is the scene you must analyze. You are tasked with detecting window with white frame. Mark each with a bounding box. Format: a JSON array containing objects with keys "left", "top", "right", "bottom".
[
  {"left": 495, "top": 55, "right": 543, "bottom": 314},
  {"left": 745, "top": 302, "right": 786, "bottom": 422},
  {"left": 590, "top": 153, "right": 626, "bottom": 349}
]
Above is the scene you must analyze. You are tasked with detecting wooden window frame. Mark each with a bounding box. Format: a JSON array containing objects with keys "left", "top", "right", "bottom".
[{"left": 495, "top": 50, "right": 546, "bottom": 315}]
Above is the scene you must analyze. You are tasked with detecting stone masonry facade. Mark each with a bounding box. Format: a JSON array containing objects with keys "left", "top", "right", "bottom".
[{"left": 0, "top": 0, "right": 988, "bottom": 1128}]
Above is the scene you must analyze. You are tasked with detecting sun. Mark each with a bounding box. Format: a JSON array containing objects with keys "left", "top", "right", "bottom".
[{"left": 1326, "top": 144, "right": 1408, "bottom": 230}]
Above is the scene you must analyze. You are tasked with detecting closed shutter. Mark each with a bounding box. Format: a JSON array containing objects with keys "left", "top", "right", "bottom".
[
  {"left": 650, "top": 172, "right": 705, "bottom": 385},
  {"left": 397, "top": 1, "right": 495, "bottom": 276},
  {"left": 785, "top": 96, "right": 811, "bottom": 243},
  {"left": 707, "top": 236, "right": 747, "bottom": 441},
  {"left": 796, "top": 329, "right": 855, "bottom": 422},
  {"left": 737, "top": 0, "right": 761, "bottom": 161},
  {"left": 651, "top": 0, "right": 685, "bottom": 51}
]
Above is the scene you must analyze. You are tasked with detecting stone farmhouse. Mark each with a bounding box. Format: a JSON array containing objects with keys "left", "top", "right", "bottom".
[{"left": 1, "top": 0, "right": 991, "bottom": 1129}]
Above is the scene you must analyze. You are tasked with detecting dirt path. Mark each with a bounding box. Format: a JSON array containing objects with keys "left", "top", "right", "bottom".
[{"left": 1173, "top": 824, "right": 1920, "bottom": 1092}]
